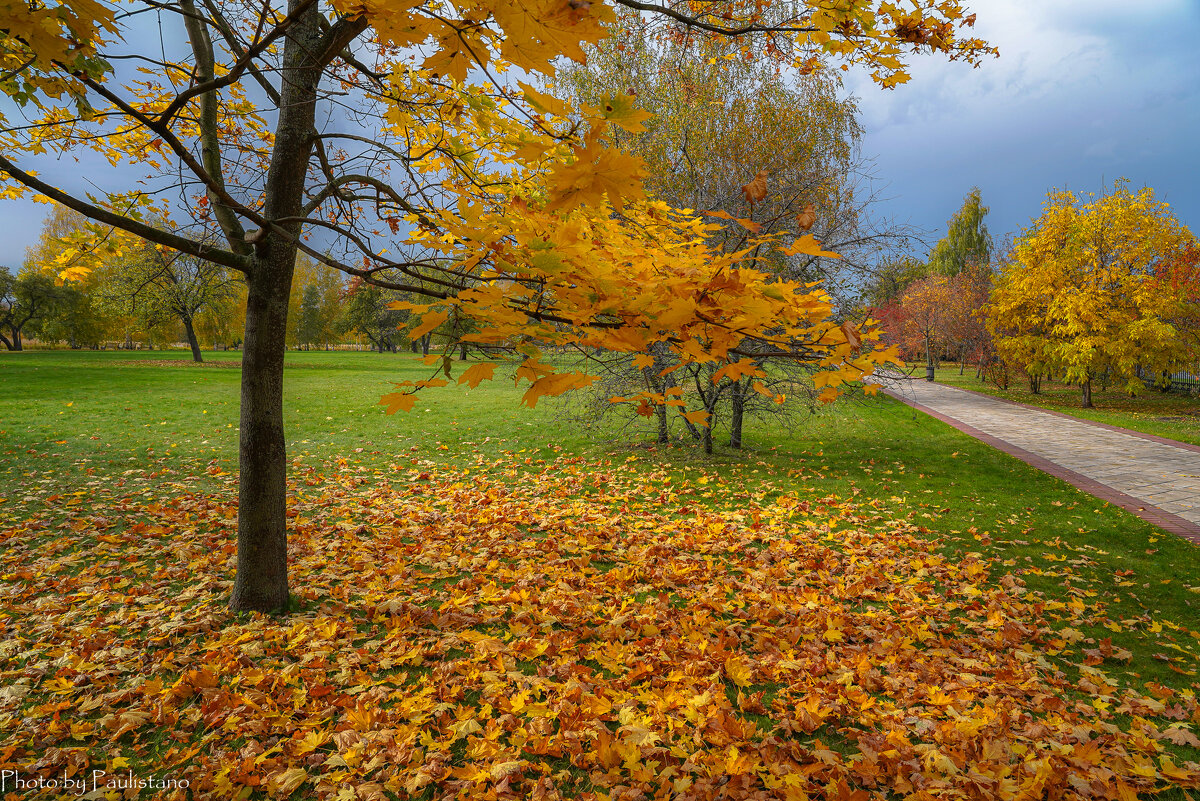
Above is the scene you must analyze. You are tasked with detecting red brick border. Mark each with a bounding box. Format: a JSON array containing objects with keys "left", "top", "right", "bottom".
[{"left": 882, "top": 387, "right": 1200, "bottom": 546}]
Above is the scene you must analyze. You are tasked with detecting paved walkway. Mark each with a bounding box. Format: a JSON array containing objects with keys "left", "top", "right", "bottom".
[{"left": 872, "top": 374, "right": 1200, "bottom": 544}]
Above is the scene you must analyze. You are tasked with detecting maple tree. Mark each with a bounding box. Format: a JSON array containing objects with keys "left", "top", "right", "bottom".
[
  {"left": 987, "top": 182, "right": 1198, "bottom": 408},
  {"left": 1, "top": 0, "right": 995, "bottom": 611}
]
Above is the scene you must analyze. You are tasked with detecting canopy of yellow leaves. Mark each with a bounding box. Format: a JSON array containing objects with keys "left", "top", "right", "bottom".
[{"left": 988, "top": 181, "right": 1199, "bottom": 392}]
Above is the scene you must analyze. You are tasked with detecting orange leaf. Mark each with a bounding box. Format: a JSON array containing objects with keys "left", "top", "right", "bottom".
[
  {"left": 781, "top": 234, "right": 840, "bottom": 259},
  {"left": 741, "top": 169, "right": 768, "bottom": 203},
  {"left": 796, "top": 203, "right": 816, "bottom": 231}
]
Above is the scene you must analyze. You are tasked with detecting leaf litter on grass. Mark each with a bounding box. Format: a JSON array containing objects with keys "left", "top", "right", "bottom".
[{"left": 1, "top": 458, "right": 1198, "bottom": 800}]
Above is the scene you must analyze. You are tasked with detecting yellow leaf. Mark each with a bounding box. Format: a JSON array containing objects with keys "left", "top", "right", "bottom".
[
  {"left": 521, "top": 372, "right": 596, "bottom": 408},
  {"left": 458, "top": 362, "right": 497, "bottom": 389},
  {"left": 267, "top": 767, "right": 307, "bottom": 797},
  {"left": 590, "top": 92, "right": 653, "bottom": 133},
  {"left": 409, "top": 308, "right": 449, "bottom": 341},
  {"left": 781, "top": 234, "right": 840, "bottom": 259},
  {"left": 518, "top": 81, "right": 571, "bottom": 117},
  {"left": 724, "top": 655, "right": 753, "bottom": 687},
  {"left": 379, "top": 392, "right": 417, "bottom": 414}
]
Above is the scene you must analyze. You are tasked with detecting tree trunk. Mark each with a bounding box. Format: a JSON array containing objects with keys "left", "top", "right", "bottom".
[
  {"left": 924, "top": 337, "right": 934, "bottom": 381},
  {"left": 703, "top": 419, "right": 713, "bottom": 455},
  {"left": 729, "top": 380, "right": 745, "bottom": 449},
  {"left": 421, "top": 333, "right": 431, "bottom": 356},
  {"left": 182, "top": 313, "right": 204, "bottom": 363},
  {"left": 12, "top": 330, "right": 22, "bottom": 351},
  {"left": 1081, "top": 378, "right": 1093, "bottom": 408},
  {"left": 0, "top": 330, "right": 14, "bottom": 350},
  {"left": 458, "top": 343, "right": 468, "bottom": 360},
  {"left": 410, "top": 340, "right": 419, "bottom": 353},
  {"left": 228, "top": 0, "right": 326, "bottom": 613},
  {"left": 1029, "top": 373, "right": 1040, "bottom": 394},
  {"left": 229, "top": 264, "right": 292, "bottom": 612},
  {"left": 655, "top": 403, "right": 669, "bottom": 445}
]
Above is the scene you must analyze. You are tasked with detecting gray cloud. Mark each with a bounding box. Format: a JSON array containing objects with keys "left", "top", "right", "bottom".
[{"left": 843, "top": 0, "right": 1200, "bottom": 252}]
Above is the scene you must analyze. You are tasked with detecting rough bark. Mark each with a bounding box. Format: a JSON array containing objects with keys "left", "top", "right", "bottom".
[
  {"left": 1081, "top": 378, "right": 1093, "bottom": 408},
  {"left": 229, "top": 265, "right": 292, "bottom": 612}
]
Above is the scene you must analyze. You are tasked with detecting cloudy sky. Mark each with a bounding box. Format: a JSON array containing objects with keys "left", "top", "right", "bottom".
[
  {"left": 2, "top": 1, "right": 1199, "bottom": 267},
  {"left": 842, "top": 0, "right": 1200, "bottom": 253}
]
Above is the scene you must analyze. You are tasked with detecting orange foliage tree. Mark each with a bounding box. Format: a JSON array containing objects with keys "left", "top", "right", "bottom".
[{"left": 1, "top": 0, "right": 995, "bottom": 610}]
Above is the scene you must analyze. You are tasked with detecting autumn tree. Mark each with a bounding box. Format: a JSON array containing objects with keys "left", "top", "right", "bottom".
[
  {"left": 1, "top": 0, "right": 994, "bottom": 611},
  {"left": 285, "top": 254, "right": 343, "bottom": 350},
  {"left": 95, "top": 238, "right": 240, "bottom": 362},
  {"left": 898, "top": 275, "right": 953, "bottom": 381},
  {"left": 943, "top": 262, "right": 993, "bottom": 373},
  {"left": 17, "top": 205, "right": 119, "bottom": 349},
  {"left": 0, "top": 268, "right": 67, "bottom": 350},
  {"left": 988, "top": 182, "right": 1198, "bottom": 407},
  {"left": 341, "top": 278, "right": 405, "bottom": 353}
]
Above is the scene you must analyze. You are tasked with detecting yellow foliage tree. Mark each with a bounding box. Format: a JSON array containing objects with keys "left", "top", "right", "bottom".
[
  {"left": 988, "top": 182, "right": 1199, "bottom": 407},
  {"left": 1, "top": 0, "right": 995, "bottom": 611}
]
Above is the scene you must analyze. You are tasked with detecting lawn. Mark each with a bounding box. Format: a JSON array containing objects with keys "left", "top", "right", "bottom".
[
  {"left": 910, "top": 362, "right": 1200, "bottom": 448},
  {"left": 1, "top": 350, "right": 1198, "bottom": 800}
]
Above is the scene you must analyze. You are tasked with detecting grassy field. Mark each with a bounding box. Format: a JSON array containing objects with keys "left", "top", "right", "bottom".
[
  {"left": 911, "top": 362, "right": 1200, "bottom": 447},
  {"left": 2, "top": 350, "right": 1198, "bottom": 799}
]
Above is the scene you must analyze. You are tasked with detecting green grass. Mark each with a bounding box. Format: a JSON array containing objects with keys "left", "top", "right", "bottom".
[
  {"left": 3, "top": 348, "right": 1198, "bottom": 700},
  {"left": 912, "top": 361, "right": 1200, "bottom": 446}
]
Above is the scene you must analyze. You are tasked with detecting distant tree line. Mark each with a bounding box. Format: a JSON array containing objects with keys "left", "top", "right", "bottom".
[{"left": 4, "top": 206, "right": 471, "bottom": 359}]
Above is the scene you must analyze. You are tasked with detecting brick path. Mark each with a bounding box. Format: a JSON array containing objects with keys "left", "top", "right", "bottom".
[{"left": 871, "top": 374, "right": 1200, "bottom": 544}]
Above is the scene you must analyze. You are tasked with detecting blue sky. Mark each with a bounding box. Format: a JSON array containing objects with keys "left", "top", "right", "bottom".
[{"left": 3, "top": 1, "right": 1199, "bottom": 267}]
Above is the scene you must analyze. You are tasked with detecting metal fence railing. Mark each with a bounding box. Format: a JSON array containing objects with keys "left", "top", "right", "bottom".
[{"left": 1137, "top": 365, "right": 1200, "bottom": 393}]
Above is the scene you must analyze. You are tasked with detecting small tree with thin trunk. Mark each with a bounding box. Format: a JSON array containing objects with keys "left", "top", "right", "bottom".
[
  {"left": 899, "top": 276, "right": 952, "bottom": 381},
  {"left": 95, "top": 238, "right": 239, "bottom": 362}
]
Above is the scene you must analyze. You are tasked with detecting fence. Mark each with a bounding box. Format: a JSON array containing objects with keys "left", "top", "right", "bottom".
[{"left": 1136, "top": 364, "right": 1200, "bottom": 393}]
